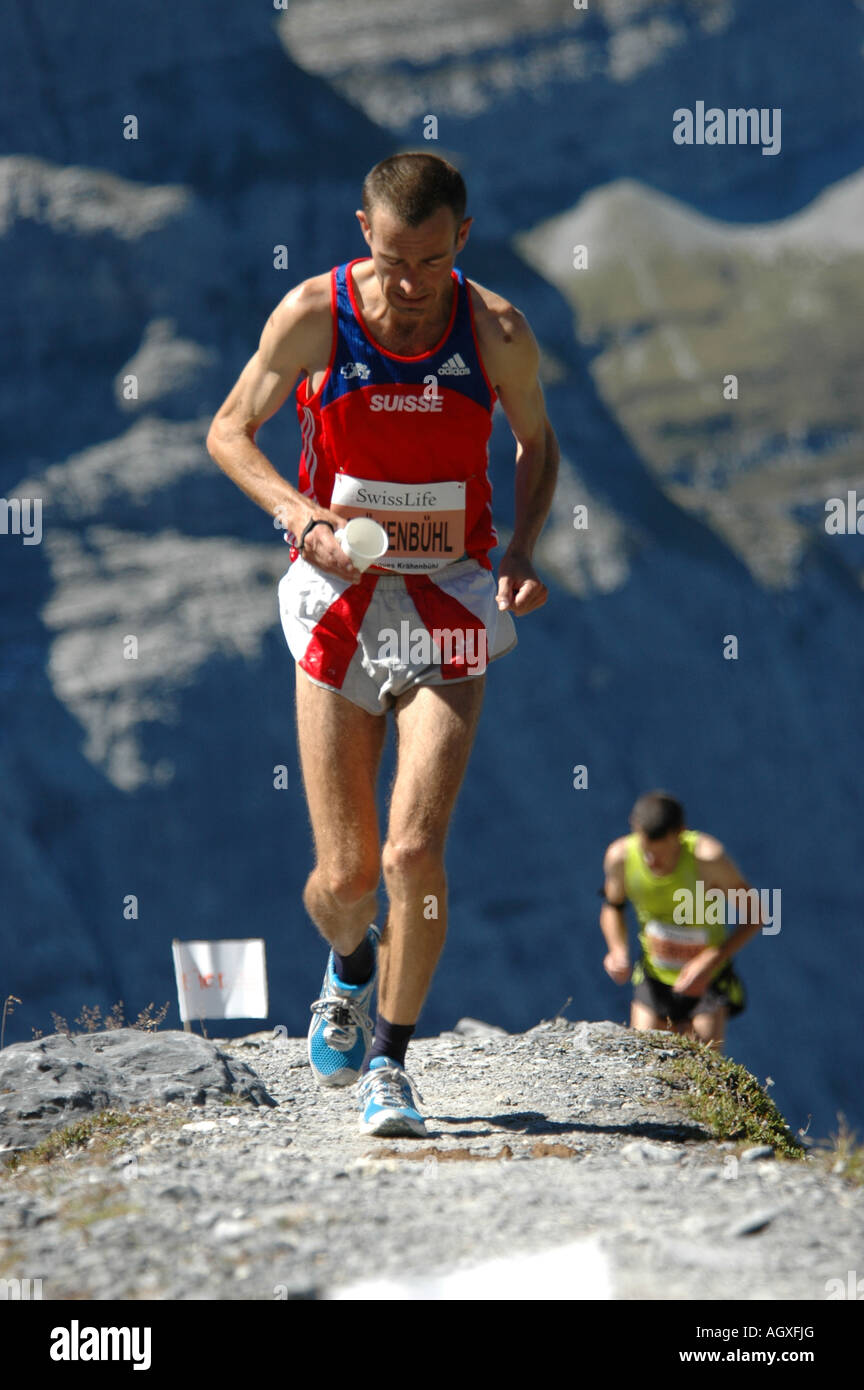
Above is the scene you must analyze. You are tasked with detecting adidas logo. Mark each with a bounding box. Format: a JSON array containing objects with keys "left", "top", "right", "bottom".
[{"left": 437, "top": 353, "right": 471, "bottom": 376}]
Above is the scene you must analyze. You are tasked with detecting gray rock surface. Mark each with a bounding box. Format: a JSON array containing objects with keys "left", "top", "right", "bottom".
[
  {"left": 741, "top": 1145, "right": 776, "bottom": 1163},
  {"left": 0, "top": 1029, "right": 275, "bottom": 1152},
  {"left": 0, "top": 1021, "right": 860, "bottom": 1301},
  {"left": 450, "top": 1017, "right": 509, "bottom": 1038}
]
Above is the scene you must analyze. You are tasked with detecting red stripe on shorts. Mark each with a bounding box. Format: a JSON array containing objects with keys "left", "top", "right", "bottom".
[
  {"left": 299, "top": 572, "right": 378, "bottom": 689},
  {"left": 403, "top": 574, "right": 487, "bottom": 679}
]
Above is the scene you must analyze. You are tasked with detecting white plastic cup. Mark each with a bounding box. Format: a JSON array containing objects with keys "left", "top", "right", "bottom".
[{"left": 335, "top": 517, "right": 389, "bottom": 572}]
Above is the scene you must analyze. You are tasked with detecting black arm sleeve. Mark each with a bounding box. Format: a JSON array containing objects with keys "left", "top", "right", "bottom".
[{"left": 598, "top": 888, "right": 628, "bottom": 910}]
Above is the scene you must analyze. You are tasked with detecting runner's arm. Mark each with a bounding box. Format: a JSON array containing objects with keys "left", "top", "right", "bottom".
[
  {"left": 600, "top": 843, "right": 631, "bottom": 982},
  {"left": 205, "top": 285, "right": 360, "bottom": 581},
  {"left": 699, "top": 837, "right": 764, "bottom": 962},
  {"left": 490, "top": 311, "right": 558, "bottom": 614}
]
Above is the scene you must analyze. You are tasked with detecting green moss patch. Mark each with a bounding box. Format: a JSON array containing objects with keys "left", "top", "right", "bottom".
[{"left": 643, "top": 1033, "right": 805, "bottom": 1159}]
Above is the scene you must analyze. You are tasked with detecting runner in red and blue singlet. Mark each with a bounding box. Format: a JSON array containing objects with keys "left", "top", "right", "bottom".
[
  {"left": 290, "top": 254, "right": 499, "bottom": 571},
  {"left": 277, "top": 252, "right": 518, "bottom": 704},
  {"left": 207, "top": 152, "right": 559, "bottom": 1137}
]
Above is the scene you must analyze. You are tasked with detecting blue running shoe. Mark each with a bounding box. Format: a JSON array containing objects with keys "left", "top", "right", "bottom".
[
  {"left": 308, "top": 925, "right": 379, "bottom": 1087},
  {"left": 358, "top": 1055, "right": 427, "bottom": 1137}
]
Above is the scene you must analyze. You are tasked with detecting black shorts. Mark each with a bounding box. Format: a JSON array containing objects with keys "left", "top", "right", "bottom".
[{"left": 631, "top": 957, "right": 746, "bottom": 1023}]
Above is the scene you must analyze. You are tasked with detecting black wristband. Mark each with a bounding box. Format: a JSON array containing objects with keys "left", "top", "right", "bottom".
[{"left": 299, "top": 517, "right": 335, "bottom": 554}]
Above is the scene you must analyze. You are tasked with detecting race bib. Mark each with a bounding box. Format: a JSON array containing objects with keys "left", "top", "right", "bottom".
[
  {"left": 644, "top": 920, "right": 709, "bottom": 972},
  {"left": 330, "top": 474, "right": 466, "bottom": 573}
]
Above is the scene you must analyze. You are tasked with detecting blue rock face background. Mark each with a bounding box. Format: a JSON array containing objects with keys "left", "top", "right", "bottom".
[{"left": 2, "top": 0, "right": 862, "bottom": 1142}]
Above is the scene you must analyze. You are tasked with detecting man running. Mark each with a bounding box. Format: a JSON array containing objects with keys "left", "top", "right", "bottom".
[
  {"left": 206, "top": 152, "right": 558, "bottom": 1135},
  {"left": 600, "top": 791, "right": 759, "bottom": 1048}
]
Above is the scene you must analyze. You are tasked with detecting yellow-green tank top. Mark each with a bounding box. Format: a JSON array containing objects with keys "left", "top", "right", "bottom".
[{"left": 624, "top": 830, "right": 726, "bottom": 985}]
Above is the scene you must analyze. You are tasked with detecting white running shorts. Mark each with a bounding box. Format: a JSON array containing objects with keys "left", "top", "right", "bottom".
[{"left": 277, "top": 554, "right": 517, "bottom": 715}]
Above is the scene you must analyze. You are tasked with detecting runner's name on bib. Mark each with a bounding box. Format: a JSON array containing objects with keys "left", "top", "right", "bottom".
[
  {"left": 644, "top": 920, "right": 709, "bottom": 971},
  {"left": 330, "top": 474, "right": 466, "bottom": 573}
]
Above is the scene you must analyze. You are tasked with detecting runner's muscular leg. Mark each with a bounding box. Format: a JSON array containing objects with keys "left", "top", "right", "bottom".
[
  {"left": 630, "top": 1001, "right": 691, "bottom": 1035},
  {"left": 631, "top": 998, "right": 727, "bottom": 1048},
  {"left": 688, "top": 1006, "right": 728, "bottom": 1050},
  {"left": 379, "top": 677, "right": 486, "bottom": 1024},
  {"left": 631, "top": 1001, "right": 675, "bottom": 1032},
  {"left": 294, "top": 666, "right": 387, "bottom": 956}
]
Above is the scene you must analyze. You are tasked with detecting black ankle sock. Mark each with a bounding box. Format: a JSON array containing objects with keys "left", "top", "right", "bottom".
[
  {"left": 333, "top": 933, "right": 374, "bottom": 986},
  {"left": 364, "top": 1016, "right": 415, "bottom": 1071}
]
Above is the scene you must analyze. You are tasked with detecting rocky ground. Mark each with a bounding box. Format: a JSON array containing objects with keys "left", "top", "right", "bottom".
[{"left": 1, "top": 1020, "right": 860, "bottom": 1301}]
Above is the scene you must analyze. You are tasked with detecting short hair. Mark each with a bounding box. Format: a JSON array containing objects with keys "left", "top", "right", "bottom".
[
  {"left": 361, "top": 152, "right": 467, "bottom": 228},
  {"left": 629, "top": 791, "right": 685, "bottom": 840}
]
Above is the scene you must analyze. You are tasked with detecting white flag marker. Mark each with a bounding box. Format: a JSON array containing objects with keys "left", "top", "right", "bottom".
[{"left": 172, "top": 939, "right": 268, "bottom": 1022}]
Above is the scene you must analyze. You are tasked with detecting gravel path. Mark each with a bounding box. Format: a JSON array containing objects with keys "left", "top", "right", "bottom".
[{"left": 1, "top": 1020, "right": 860, "bottom": 1300}]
